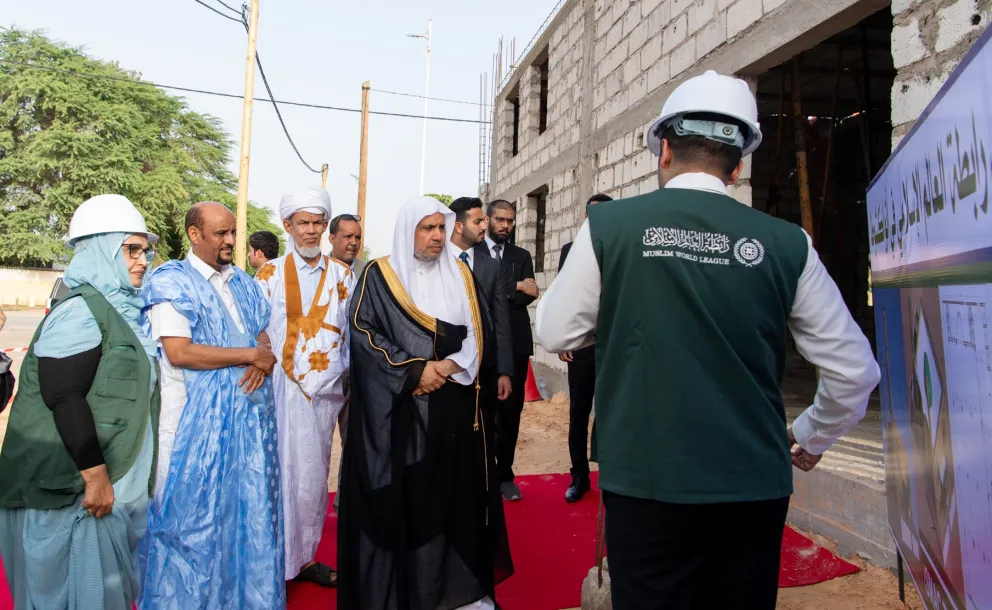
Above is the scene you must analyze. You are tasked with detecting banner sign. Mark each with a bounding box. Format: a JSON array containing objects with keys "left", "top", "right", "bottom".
[{"left": 868, "top": 25, "right": 992, "bottom": 610}]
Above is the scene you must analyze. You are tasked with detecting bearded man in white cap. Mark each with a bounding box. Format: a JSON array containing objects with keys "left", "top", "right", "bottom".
[
  {"left": 255, "top": 187, "right": 355, "bottom": 587},
  {"left": 336, "top": 196, "right": 513, "bottom": 610},
  {"left": 537, "top": 71, "right": 879, "bottom": 608}
]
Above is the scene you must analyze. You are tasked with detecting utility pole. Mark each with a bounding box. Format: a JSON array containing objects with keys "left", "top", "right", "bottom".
[
  {"left": 234, "top": 0, "right": 260, "bottom": 270},
  {"left": 408, "top": 20, "right": 432, "bottom": 195},
  {"left": 357, "top": 81, "right": 370, "bottom": 239},
  {"left": 321, "top": 163, "right": 328, "bottom": 189}
]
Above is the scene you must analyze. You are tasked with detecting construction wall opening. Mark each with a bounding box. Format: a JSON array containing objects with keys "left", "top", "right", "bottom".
[
  {"left": 750, "top": 7, "right": 895, "bottom": 412},
  {"left": 529, "top": 185, "right": 549, "bottom": 273},
  {"left": 509, "top": 84, "right": 521, "bottom": 157}
]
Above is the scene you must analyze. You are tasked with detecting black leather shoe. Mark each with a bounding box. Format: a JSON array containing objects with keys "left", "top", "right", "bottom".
[{"left": 565, "top": 476, "right": 591, "bottom": 503}]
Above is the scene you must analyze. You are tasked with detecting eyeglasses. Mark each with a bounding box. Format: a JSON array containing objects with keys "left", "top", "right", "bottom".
[
  {"left": 122, "top": 244, "right": 156, "bottom": 261},
  {"left": 333, "top": 214, "right": 362, "bottom": 222}
]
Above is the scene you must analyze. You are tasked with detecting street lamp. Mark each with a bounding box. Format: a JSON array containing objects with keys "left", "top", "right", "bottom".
[{"left": 407, "top": 19, "right": 432, "bottom": 196}]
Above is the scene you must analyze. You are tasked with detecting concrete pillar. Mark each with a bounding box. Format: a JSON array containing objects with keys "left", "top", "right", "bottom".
[{"left": 519, "top": 65, "right": 544, "bottom": 149}]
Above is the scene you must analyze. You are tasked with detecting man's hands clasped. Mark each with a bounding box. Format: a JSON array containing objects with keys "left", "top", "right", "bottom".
[
  {"left": 414, "top": 360, "right": 463, "bottom": 396},
  {"left": 239, "top": 344, "right": 277, "bottom": 394}
]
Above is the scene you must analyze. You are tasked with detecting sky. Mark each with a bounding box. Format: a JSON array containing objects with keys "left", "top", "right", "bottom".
[{"left": 3, "top": 0, "right": 556, "bottom": 257}]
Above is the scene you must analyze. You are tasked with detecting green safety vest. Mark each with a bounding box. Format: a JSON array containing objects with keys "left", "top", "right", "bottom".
[
  {"left": 588, "top": 187, "right": 808, "bottom": 503},
  {"left": 0, "top": 284, "right": 159, "bottom": 510}
]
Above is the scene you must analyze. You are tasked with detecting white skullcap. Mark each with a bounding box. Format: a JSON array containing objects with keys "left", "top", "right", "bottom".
[{"left": 280, "top": 188, "right": 332, "bottom": 221}]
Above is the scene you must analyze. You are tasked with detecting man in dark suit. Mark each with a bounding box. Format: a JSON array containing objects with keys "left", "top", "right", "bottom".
[
  {"left": 558, "top": 193, "right": 612, "bottom": 503},
  {"left": 449, "top": 197, "right": 514, "bottom": 403},
  {"left": 482, "top": 199, "right": 539, "bottom": 501}
]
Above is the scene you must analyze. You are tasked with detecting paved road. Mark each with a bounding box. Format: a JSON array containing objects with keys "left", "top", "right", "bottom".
[{"left": 1, "top": 309, "right": 45, "bottom": 447}]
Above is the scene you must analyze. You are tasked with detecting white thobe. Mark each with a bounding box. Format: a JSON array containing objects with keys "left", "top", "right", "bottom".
[
  {"left": 150, "top": 252, "right": 243, "bottom": 500},
  {"left": 409, "top": 258, "right": 478, "bottom": 386},
  {"left": 256, "top": 248, "right": 355, "bottom": 578},
  {"left": 535, "top": 172, "right": 881, "bottom": 456}
]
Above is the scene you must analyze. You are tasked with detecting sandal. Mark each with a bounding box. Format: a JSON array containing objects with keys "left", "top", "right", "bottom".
[{"left": 293, "top": 562, "right": 338, "bottom": 588}]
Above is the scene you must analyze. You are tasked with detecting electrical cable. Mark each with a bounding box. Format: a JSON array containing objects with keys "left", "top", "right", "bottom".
[
  {"left": 372, "top": 88, "right": 485, "bottom": 107},
  {"left": 192, "top": 0, "right": 242, "bottom": 24},
  {"left": 0, "top": 62, "right": 492, "bottom": 126},
  {"left": 225, "top": 2, "right": 320, "bottom": 173},
  {"left": 213, "top": 0, "right": 243, "bottom": 16},
  {"left": 3, "top": 58, "right": 493, "bottom": 125}
]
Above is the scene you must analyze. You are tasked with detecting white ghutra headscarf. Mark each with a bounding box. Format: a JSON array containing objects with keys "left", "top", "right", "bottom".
[{"left": 389, "top": 196, "right": 471, "bottom": 328}]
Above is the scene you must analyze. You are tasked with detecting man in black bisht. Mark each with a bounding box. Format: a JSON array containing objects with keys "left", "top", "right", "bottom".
[{"left": 337, "top": 196, "right": 513, "bottom": 610}]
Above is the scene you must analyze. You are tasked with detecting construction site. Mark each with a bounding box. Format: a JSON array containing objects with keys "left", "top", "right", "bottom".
[{"left": 477, "top": 0, "right": 990, "bottom": 598}]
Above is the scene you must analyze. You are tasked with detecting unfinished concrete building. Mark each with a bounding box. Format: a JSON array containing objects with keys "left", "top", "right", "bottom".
[{"left": 482, "top": 0, "right": 991, "bottom": 567}]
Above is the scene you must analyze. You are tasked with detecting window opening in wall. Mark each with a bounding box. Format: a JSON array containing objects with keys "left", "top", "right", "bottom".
[
  {"left": 508, "top": 84, "right": 521, "bottom": 157},
  {"left": 538, "top": 54, "right": 550, "bottom": 135},
  {"left": 529, "top": 186, "right": 549, "bottom": 272}
]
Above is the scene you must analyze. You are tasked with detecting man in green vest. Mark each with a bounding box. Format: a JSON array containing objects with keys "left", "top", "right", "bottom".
[{"left": 535, "top": 70, "right": 880, "bottom": 609}]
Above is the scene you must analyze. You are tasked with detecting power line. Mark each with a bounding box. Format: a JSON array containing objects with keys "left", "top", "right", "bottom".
[
  {"left": 192, "top": 0, "right": 242, "bottom": 24},
  {"left": 213, "top": 0, "right": 244, "bottom": 16},
  {"left": 0, "top": 60, "right": 491, "bottom": 124},
  {"left": 204, "top": 1, "right": 320, "bottom": 174},
  {"left": 372, "top": 88, "right": 486, "bottom": 107}
]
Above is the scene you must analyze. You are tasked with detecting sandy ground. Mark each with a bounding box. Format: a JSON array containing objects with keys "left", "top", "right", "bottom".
[
  {"left": 0, "top": 308, "right": 921, "bottom": 609},
  {"left": 337, "top": 394, "right": 924, "bottom": 610}
]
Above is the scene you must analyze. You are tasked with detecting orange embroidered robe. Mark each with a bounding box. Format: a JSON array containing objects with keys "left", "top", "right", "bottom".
[{"left": 255, "top": 252, "right": 356, "bottom": 579}]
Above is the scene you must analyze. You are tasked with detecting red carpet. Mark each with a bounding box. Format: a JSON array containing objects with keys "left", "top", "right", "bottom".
[{"left": 1, "top": 473, "right": 859, "bottom": 610}]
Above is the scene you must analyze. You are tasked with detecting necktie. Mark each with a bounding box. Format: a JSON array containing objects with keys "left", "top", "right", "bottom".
[
  {"left": 459, "top": 252, "right": 469, "bottom": 266},
  {"left": 493, "top": 244, "right": 502, "bottom": 263}
]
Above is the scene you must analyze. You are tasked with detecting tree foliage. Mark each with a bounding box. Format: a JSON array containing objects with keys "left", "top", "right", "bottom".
[
  {"left": 0, "top": 29, "right": 281, "bottom": 266},
  {"left": 424, "top": 193, "right": 453, "bottom": 206}
]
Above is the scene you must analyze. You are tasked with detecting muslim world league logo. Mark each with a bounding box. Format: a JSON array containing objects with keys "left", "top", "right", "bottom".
[{"left": 733, "top": 238, "right": 765, "bottom": 267}]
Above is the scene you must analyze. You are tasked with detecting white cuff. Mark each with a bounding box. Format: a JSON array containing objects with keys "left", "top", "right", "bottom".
[{"left": 790, "top": 407, "right": 825, "bottom": 456}]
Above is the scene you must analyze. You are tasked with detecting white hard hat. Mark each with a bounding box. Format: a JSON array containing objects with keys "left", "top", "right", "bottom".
[
  {"left": 65, "top": 194, "right": 159, "bottom": 249},
  {"left": 645, "top": 70, "right": 762, "bottom": 157}
]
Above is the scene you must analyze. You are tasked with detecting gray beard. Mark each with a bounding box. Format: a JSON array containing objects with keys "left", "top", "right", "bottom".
[
  {"left": 296, "top": 245, "right": 322, "bottom": 259},
  {"left": 414, "top": 250, "right": 441, "bottom": 263}
]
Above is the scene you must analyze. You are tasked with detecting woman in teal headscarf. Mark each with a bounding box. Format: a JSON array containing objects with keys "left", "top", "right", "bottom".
[{"left": 0, "top": 194, "right": 160, "bottom": 610}]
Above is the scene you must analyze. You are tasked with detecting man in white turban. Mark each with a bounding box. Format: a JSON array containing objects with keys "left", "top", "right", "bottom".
[
  {"left": 255, "top": 187, "right": 356, "bottom": 586},
  {"left": 336, "top": 196, "right": 514, "bottom": 610}
]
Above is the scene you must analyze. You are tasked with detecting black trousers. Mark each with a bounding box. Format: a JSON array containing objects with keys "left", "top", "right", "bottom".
[
  {"left": 496, "top": 354, "right": 530, "bottom": 482},
  {"left": 603, "top": 492, "right": 790, "bottom": 610},
  {"left": 567, "top": 348, "right": 595, "bottom": 480}
]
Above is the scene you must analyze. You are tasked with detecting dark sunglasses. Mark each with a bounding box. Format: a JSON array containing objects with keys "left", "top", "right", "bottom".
[
  {"left": 122, "top": 243, "right": 156, "bottom": 261},
  {"left": 333, "top": 213, "right": 362, "bottom": 222}
]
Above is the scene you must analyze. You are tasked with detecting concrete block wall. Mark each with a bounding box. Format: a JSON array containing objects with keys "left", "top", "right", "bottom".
[
  {"left": 491, "top": 4, "right": 585, "bottom": 197},
  {"left": 890, "top": 0, "right": 992, "bottom": 149}
]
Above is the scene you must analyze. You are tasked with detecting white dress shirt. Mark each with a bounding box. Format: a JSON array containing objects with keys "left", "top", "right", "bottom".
[
  {"left": 535, "top": 171, "right": 880, "bottom": 456},
  {"left": 483, "top": 235, "right": 503, "bottom": 261},
  {"left": 150, "top": 251, "right": 245, "bottom": 497},
  {"left": 410, "top": 258, "right": 478, "bottom": 386},
  {"left": 451, "top": 244, "right": 475, "bottom": 271}
]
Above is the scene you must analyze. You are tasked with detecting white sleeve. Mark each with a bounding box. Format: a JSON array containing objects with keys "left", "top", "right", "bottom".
[
  {"left": 788, "top": 232, "right": 881, "bottom": 455},
  {"left": 449, "top": 314, "right": 479, "bottom": 387},
  {"left": 150, "top": 302, "right": 192, "bottom": 340},
  {"left": 534, "top": 220, "right": 601, "bottom": 352}
]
